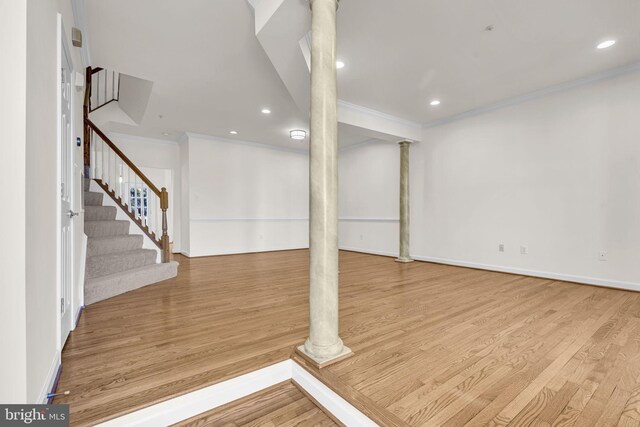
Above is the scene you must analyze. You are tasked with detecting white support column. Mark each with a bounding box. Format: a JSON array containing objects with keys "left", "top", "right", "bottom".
[
  {"left": 396, "top": 141, "right": 414, "bottom": 263},
  {"left": 297, "top": 0, "right": 351, "bottom": 367}
]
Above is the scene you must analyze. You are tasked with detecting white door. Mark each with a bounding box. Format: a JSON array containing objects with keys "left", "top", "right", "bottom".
[{"left": 60, "top": 40, "right": 74, "bottom": 347}]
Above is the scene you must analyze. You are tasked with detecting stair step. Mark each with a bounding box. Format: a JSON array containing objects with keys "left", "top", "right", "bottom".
[
  {"left": 85, "top": 220, "right": 130, "bottom": 237},
  {"left": 87, "top": 235, "right": 144, "bottom": 257},
  {"left": 85, "top": 191, "right": 104, "bottom": 206},
  {"left": 86, "top": 248, "right": 158, "bottom": 279},
  {"left": 85, "top": 261, "right": 179, "bottom": 305},
  {"left": 85, "top": 205, "right": 117, "bottom": 221}
]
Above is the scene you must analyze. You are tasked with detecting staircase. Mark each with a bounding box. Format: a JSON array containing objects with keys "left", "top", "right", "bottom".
[
  {"left": 82, "top": 66, "right": 178, "bottom": 304},
  {"left": 84, "top": 179, "right": 178, "bottom": 304}
]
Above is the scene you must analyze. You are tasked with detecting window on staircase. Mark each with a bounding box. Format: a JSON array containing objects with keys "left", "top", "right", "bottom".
[{"left": 130, "top": 187, "right": 149, "bottom": 219}]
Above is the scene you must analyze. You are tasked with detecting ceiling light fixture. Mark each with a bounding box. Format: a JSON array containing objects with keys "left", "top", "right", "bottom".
[
  {"left": 336, "top": 61, "right": 345, "bottom": 69},
  {"left": 430, "top": 100, "right": 441, "bottom": 106},
  {"left": 229, "top": 130, "right": 238, "bottom": 135},
  {"left": 597, "top": 40, "right": 616, "bottom": 49},
  {"left": 261, "top": 108, "right": 271, "bottom": 114},
  {"left": 162, "top": 132, "right": 170, "bottom": 136},
  {"left": 290, "top": 130, "right": 307, "bottom": 140}
]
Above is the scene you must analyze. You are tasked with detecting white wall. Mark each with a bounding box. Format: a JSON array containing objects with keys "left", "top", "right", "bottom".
[
  {"left": 339, "top": 141, "right": 399, "bottom": 254},
  {"left": 341, "top": 70, "right": 640, "bottom": 289},
  {"left": 107, "top": 133, "right": 182, "bottom": 252},
  {"left": 183, "top": 135, "right": 309, "bottom": 257},
  {"left": 180, "top": 137, "right": 191, "bottom": 254},
  {"left": 0, "top": 0, "right": 85, "bottom": 404},
  {"left": 0, "top": 0, "right": 28, "bottom": 404}
]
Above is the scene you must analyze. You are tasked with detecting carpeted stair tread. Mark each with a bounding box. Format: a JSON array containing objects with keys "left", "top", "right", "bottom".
[
  {"left": 85, "top": 191, "right": 104, "bottom": 206},
  {"left": 85, "top": 205, "right": 117, "bottom": 221},
  {"left": 85, "top": 261, "right": 178, "bottom": 305},
  {"left": 83, "top": 178, "right": 177, "bottom": 305},
  {"left": 86, "top": 248, "right": 158, "bottom": 279},
  {"left": 87, "top": 235, "right": 144, "bottom": 257},
  {"left": 84, "top": 220, "right": 130, "bottom": 237}
]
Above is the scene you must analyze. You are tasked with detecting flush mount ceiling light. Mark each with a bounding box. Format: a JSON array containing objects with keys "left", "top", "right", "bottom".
[
  {"left": 229, "top": 130, "right": 238, "bottom": 135},
  {"left": 336, "top": 61, "right": 345, "bottom": 69},
  {"left": 430, "top": 100, "right": 441, "bottom": 106},
  {"left": 261, "top": 108, "right": 272, "bottom": 114},
  {"left": 290, "top": 130, "right": 307, "bottom": 140},
  {"left": 597, "top": 40, "right": 616, "bottom": 49},
  {"left": 162, "top": 132, "right": 170, "bottom": 136}
]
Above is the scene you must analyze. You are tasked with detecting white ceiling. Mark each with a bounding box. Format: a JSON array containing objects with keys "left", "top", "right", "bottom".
[
  {"left": 337, "top": 0, "right": 640, "bottom": 124},
  {"left": 86, "top": 0, "right": 317, "bottom": 148},
  {"left": 86, "top": 0, "right": 640, "bottom": 146}
]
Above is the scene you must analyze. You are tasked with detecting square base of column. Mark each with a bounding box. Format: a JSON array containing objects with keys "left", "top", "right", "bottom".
[
  {"left": 295, "top": 344, "right": 353, "bottom": 369},
  {"left": 395, "top": 258, "right": 414, "bottom": 263}
]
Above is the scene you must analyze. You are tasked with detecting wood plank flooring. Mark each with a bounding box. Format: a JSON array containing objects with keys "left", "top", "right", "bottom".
[
  {"left": 174, "top": 381, "right": 339, "bottom": 426},
  {"left": 55, "top": 250, "right": 640, "bottom": 426}
]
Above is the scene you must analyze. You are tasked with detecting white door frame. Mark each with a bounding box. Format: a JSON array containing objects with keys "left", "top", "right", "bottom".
[{"left": 56, "top": 14, "right": 76, "bottom": 350}]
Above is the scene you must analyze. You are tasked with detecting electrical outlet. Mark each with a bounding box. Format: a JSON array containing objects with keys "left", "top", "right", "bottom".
[
  {"left": 520, "top": 245, "right": 529, "bottom": 255},
  {"left": 599, "top": 251, "right": 607, "bottom": 261},
  {"left": 498, "top": 244, "right": 505, "bottom": 252}
]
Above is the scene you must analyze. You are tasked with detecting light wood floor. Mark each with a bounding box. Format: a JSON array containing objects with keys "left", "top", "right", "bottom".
[
  {"left": 55, "top": 250, "right": 640, "bottom": 426},
  {"left": 174, "top": 381, "right": 339, "bottom": 426}
]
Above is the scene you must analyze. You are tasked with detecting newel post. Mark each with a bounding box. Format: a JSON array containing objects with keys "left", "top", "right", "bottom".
[{"left": 160, "top": 187, "right": 170, "bottom": 263}]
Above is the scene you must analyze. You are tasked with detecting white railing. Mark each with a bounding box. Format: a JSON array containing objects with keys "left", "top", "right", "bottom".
[
  {"left": 90, "top": 68, "right": 119, "bottom": 112},
  {"left": 87, "top": 120, "right": 169, "bottom": 261}
]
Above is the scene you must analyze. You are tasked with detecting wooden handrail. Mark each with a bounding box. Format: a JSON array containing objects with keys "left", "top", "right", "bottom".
[
  {"left": 86, "top": 119, "right": 162, "bottom": 197},
  {"left": 83, "top": 66, "right": 171, "bottom": 263},
  {"left": 83, "top": 66, "right": 92, "bottom": 175}
]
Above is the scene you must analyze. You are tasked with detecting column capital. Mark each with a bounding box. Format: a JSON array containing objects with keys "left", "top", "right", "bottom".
[
  {"left": 309, "top": 0, "right": 339, "bottom": 11},
  {"left": 398, "top": 140, "right": 413, "bottom": 146}
]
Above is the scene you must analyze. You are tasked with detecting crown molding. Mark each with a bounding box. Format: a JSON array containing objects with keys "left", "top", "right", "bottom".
[
  {"left": 338, "top": 100, "right": 422, "bottom": 130},
  {"left": 423, "top": 61, "right": 640, "bottom": 129},
  {"left": 106, "top": 131, "right": 181, "bottom": 147},
  {"left": 184, "top": 132, "right": 309, "bottom": 155}
]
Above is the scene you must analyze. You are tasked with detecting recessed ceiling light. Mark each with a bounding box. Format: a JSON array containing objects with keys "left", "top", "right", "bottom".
[
  {"left": 261, "top": 108, "right": 271, "bottom": 114},
  {"left": 162, "top": 132, "right": 170, "bottom": 136},
  {"left": 336, "top": 61, "right": 345, "bottom": 69},
  {"left": 597, "top": 40, "right": 616, "bottom": 49},
  {"left": 430, "top": 100, "right": 441, "bottom": 106},
  {"left": 229, "top": 130, "right": 238, "bottom": 135},
  {"left": 290, "top": 130, "right": 307, "bottom": 140}
]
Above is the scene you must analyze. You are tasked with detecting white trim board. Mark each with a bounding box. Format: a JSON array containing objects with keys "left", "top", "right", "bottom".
[
  {"left": 339, "top": 246, "right": 640, "bottom": 293},
  {"left": 413, "top": 255, "right": 640, "bottom": 293},
  {"left": 339, "top": 218, "right": 399, "bottom": 223},
  {"left": 185, "top": 132, "right": 309, "bottom": 155},
  {"left": 96, "top": 360, "right": 376, "bottom": 427},
  {"left": 423, "top": 61, "right": 640, "bottom": 129},
  {"left": 185, "top": 246, "right": 309, "bottom": 258},
  {"left": 39, "top": 353, "right": 61, "bottom": 404}
]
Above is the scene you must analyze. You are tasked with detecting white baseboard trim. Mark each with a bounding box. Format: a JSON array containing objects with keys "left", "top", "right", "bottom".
[
  {"left": 97, "top": 360, "right": 375, "bottom": 427},
  {"left": 340, "top": 246, "right": 640, "bottom": 292},
  {"left": 39, "top": 352, "right": 61, "bottom": 404},
  {"left": 185, "top": 246, "right": 309, "bottom": 258},
  {"left": 340, "top": 246, "right": 398, "bottom": 258},
  {"left": 413, "top": 255, "right": 640, "bottom": 293}
]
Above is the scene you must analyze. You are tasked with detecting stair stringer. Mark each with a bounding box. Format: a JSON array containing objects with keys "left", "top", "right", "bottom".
[{"left": 89, "top": 180, "right": 161, "bottom": 263}]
